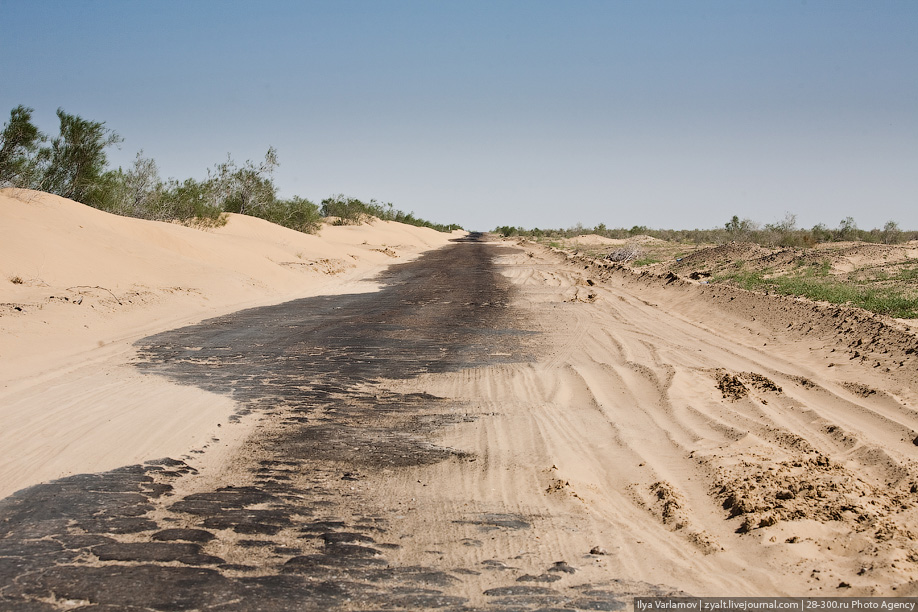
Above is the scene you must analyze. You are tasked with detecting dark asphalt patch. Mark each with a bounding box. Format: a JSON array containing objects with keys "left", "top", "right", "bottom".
[{"left": 0, "top": 236, "right": 683, "bottom": 610}]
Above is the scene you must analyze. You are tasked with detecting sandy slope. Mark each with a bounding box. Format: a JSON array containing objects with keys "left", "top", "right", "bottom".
[
  {"left": 0, "top": 189, "right": 462, "bottom": 498},
  {"left": 377, "top": 241, "right": 918, "bottom": 597}
]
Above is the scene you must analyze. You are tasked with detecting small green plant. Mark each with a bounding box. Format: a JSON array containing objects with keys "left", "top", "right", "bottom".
[
  {"left": 633, "top": 256, "right": 661, "bottom": 267},
  {"left": 798, "top": 259, "right": 831, "bottom": 277},
  {"left": 716, "top": 268, "right": 918, "bottom": 318},
  {"left": 714, "top": 269, "right": 766, "bottom": 290},
  {"left": 872, "top": 269, "right": 890, "bottom": 282}
]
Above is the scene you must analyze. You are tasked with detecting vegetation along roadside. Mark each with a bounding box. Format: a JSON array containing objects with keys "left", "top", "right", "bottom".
[{"left": 0, "top": 105, "right": 461, "bottom": 233}]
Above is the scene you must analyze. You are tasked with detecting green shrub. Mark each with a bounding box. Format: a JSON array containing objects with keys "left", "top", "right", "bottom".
[
  {"left": 259, "top": 196, "right": 323, "bottom": 234},
  {"left": 0, "top": 105, "right": 44, "bottom": 188}
]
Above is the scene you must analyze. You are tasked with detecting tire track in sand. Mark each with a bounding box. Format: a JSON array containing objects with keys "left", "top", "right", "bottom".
[{"left": 391, "top": 241, "right": 918, "bottom": 597}]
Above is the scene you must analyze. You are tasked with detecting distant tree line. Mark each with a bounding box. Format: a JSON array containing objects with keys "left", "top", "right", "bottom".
[
  {"left": 318, "top": 194, "right": 460, "bottom": 232},
  {"left": 497, "top": 212, "right": 916, "bottom": 247},
  {"left": 0, "top": 105, "right": 461, "bottom": 234}
]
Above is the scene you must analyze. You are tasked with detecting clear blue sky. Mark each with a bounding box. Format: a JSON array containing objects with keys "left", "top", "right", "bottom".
[{"left": 2, "top": 1, "right": 916, "bottom": 231}]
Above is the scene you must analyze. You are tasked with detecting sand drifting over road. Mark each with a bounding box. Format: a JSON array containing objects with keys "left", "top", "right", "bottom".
[
  {"left": 6, "top": 193, "right": 918, "bottom": 597},
  {"left": 377, "top": 240, "right": 918, "bottom": 596},
  {"left": 0, "top": 189, "right": 462, "bottom": 498}
]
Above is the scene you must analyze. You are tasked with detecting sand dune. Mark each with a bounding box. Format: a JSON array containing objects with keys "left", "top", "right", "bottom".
[{"left": 0, "top": 189, "right": 462, "bottom": 497}]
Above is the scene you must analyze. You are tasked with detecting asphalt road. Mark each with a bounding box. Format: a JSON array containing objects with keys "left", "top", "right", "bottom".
[{"left": 0, "top": 234, "right": 679, "bottom": 611}]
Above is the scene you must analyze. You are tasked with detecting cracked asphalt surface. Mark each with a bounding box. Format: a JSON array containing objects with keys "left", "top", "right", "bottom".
[{"left": 0, "top": 234, "right": 681, "bottom": 610}]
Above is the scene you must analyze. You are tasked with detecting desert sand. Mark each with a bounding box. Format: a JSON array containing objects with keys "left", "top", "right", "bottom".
[
  {"left": 3, "top": 190, "right": 918, "bottom": 599},
  {"left": 366, "top": 242, "right": 918, "bottom": 598},
  {"left": 0, "top": 188, "right": 462, "bottom": 499}
]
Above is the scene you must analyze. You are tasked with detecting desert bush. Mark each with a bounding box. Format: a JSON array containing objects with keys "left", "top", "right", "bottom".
[
  {"left": 39, "top": 109, "right": 122, "bottom": 207},
  {"left": 210, "top": 148, "right": 278, "bottom": 216},
  {"left": 120, "top": 151, "right": 164, "bottom": 218},
  {"left": 320, "top": 194, "right": 373, "bottom": 225},
  {"left": 260, "top": 196, "right": 323, "bottom": 234},
  {"left": 881, "top": 221, "right": 902, "bottom": 245},
  {"left": 495, "top": 225, "right": 523, "bottom": 237},
  {"left": 0, "top": 106, "right": 44, "bottom": 188},
  {"left": 836, "top": 216, "right": 858, "bottom": 241},
  {"left": 3, "top": 105, "right": 463, "bottom": 234},
  {"left": 500, "top": 211, "right": 916, "bottom": 250},
  {"left": 724, "top": 215, "right": 757, "bottom": 242},
  {"left": 96, "top": 151, "right": 165, "bottom": 219},
  {"left": 1, "top": 106, "right": 123, "bottom": 209},
  {"left": 158, "top": 177, "right": 225, "bottom": 224},
  {"left": 318, "top": 194, "right": 459, "bottom": 231}
]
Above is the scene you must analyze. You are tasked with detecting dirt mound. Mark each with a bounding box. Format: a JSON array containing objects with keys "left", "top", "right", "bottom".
[
  {"left": 567, "top": 234, "right": 669, "bottom": 247},
  {"left": 670, "top": 240, "right": 918, "bottom": 285},
  {"left": 670, "top": 242, "right": 773, "bottom": 274},
  {"left": 715, "top": 371, "right": 782, "bottom": 401},
  {"left": 823, "top": 242, "right": 918, "bottom": 274},
  {"left": 568, "top": 234, "right": 627, "bottom": 246},
  {"left": 629, "top": 234, "right": 669, "bottom": 245},
  {"left": 750, "top": 243, "right": 917, "bottom": 278},
  {"left": 715, "top": 452, "right": 918, "bottom": 537}
]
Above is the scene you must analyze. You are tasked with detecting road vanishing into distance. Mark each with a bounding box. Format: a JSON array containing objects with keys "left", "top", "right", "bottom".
[{"left": 0, "top": 235, "right": 680, "bottom": 611}]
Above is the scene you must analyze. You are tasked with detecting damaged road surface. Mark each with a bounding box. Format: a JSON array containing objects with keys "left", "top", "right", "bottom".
[{"left": 0, "top": 234, "right": 681, "bottom": 611}]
